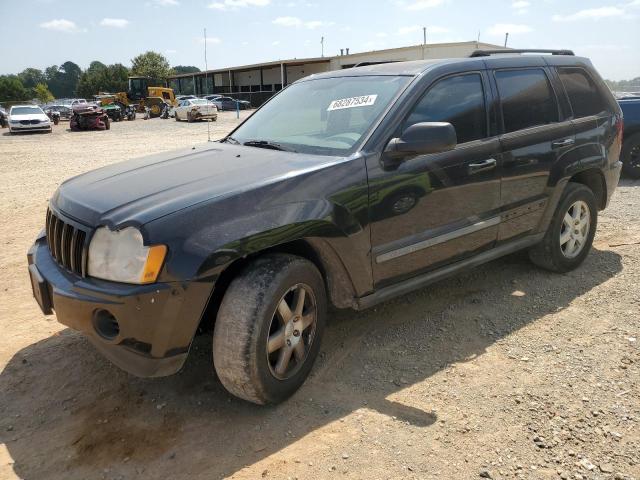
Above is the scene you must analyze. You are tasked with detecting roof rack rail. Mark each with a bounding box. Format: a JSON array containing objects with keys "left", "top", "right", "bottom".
[{"left": 470, "top": 49, "right": 575, "bottom": 57}]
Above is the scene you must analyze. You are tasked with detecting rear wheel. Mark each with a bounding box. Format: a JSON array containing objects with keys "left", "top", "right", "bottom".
[
  {"left": 213, "top": 254, "right": 326, "bottom": 405},
  {"left": 529, "top": 182, "right": 597, "bottom": 272},
  {"left": 621, "top": 133, "right": 640, "bottom": 179}
]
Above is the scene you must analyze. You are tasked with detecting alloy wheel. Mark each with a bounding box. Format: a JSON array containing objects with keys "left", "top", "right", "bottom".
[
  {"left": 560, "top": 200, "right": 590, "bottom": 258},
  {"left": 266, "top": 283, "right": 317, "bottom": 380}
]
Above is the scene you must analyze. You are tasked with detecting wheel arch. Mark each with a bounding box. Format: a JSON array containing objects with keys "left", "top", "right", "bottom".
[
  {"left": 196, "top": 237, "right": 358, "bottom": 334},
  {"left": 568, "top": 168, "right": 607, "bottom": 210}
]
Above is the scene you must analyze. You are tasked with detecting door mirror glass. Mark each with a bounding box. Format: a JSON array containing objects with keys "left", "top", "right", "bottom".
[{"left": 385, "top": 122, "right": 457, "bottom": 159}]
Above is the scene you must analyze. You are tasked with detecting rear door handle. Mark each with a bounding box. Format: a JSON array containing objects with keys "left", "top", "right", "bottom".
[
  {"left": 468, "top": 158, "right": 497, "bottom": 174},
  {"left": 552, "top": 138, "right": 575, "bottom": 148}
]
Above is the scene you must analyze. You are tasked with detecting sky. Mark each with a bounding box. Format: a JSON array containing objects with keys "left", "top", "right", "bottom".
[{"left": 0, "top": 0, "right": 638, "bottom": 81}]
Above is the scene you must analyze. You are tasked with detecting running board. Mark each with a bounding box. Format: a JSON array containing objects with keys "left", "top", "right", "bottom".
[{"left": 356, "top": 233, "right": 544, "bottom": 310}]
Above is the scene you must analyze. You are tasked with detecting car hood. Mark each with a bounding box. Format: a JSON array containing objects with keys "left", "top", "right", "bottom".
[
  {"left": 52, "top": 142, "right": 344, "bottom": 227},
  {"left": 11, "top": 113, "right": 49, "bottom": 121}
]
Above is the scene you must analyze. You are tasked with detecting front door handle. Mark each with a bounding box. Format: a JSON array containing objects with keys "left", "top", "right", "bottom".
[
  {"left": 552, "top": 138, "right": 575, "bottom": 148},
  {"left": 468, "top": 158, "right": 497, "bottom": 174}
]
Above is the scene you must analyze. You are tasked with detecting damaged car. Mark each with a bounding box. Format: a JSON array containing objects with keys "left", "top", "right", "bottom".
[{"left": 174, "top": 98, "right": 218, "bottom": 122}]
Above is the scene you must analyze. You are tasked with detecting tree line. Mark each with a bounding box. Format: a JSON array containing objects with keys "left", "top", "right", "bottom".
[{"left": 0, "top": 51, "right": 200, "bottom": 104}]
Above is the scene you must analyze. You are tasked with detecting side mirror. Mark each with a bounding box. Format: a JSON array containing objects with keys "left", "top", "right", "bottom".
[{"left": 384, "top": 122, "right": 457, "bottom": 161}]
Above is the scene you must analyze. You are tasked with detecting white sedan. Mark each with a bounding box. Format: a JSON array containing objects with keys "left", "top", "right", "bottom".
[
  {"left": 174, "top": 98, "right": 218, "bottom": 122},
  {"left": 8, "top": 105, "right": 52, "bottom": 133}
]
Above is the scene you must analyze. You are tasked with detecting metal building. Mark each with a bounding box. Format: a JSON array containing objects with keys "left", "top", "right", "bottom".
[{"left": 168, "top": 41, "right": 507, "bottom": 106}]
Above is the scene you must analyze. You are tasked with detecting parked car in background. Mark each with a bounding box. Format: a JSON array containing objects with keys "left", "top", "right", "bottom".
[
  {"left": 174, "top": 98, "right": 217, "bottom": 122},
  {"left": 176, "top": 95, "right": 197, "bottom": 101},
  {"left": 619, "top": 96, "right": 640, "bottom": 178},
  {"left": 70, "top": 104, "right": 110, "bottom": 131},
  {"left": 8, "top": 105, "right": 52, "bottom": 133},
  {"left": 43, "top": 104, "right": 72, "bottom": 120},
  {"left": 210, "top": 96, "right": 250, "bottom": 111},
  {"left": 0, "top": 106, "right": 8, "bottom": 128},
  {"left": 28, "top": 50, "right": 622, "bottom": 405}
]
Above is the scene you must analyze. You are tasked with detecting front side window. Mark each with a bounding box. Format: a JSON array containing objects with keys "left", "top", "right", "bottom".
[
  {"left": 557, "top": 67, "right": 606, "bottom": 118},
  {"left": 403, "top": 73, "right": 487, "bottom": 144},
  {"left": 229, "top": 75, "right": 411, "bottom": 156},
  {"left": 495, "top": 69, "right": 559, "bottom": 133}
]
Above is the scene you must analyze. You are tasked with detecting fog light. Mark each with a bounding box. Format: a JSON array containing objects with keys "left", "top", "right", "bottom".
[{"left": 93, "top": 309, "right": 120, "bottom": 340}]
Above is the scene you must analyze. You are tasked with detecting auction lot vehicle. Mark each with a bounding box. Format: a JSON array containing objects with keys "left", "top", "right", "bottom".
[
  {"left": 28, "top": 50, "right": 623, "bottom": 405},
  {"left": 8, "top": 105, "right": 52, "bottom": 133},
  {"left": 174, "top": 98, "right": 218, "bottom": 122},
  {"left": 70, "top": 104, "right": 110, "bottom": 131},
  {"left": 618, "top": 96, "right": 640, "bottom": 178},
  {"left": 99, "top": 76, "right": 176, "bottom": 118}
]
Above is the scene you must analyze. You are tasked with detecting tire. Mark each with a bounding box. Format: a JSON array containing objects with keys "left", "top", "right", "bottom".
[
  {"left": 621, "top": 132, "right": 640, "bottom": 179},
  {"left": 529, "top": 182, "right": 597, "bottom": 273},
  {"left": 213, "top": 254, "right": 327, "bottom": 405}
]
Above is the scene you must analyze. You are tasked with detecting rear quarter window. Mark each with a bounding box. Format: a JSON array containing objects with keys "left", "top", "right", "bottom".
[
  {"left": 557, "top": 67, "right": 606, "bottom": 118},
  {"left": 495, "top": 69, "right": 559, "bottom": 133}
]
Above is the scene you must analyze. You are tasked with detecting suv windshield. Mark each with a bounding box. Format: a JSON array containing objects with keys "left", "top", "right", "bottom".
[
  {"left": 11, "top": 106, "right": 43, "bottom": 115},
  {"left": 229, "top": 75, "right": 411, "bottom": 156}
]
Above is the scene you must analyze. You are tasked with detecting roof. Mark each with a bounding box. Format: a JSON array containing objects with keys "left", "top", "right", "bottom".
[{"left": 167, "top": 41, "right": 506, "bottom": 79}]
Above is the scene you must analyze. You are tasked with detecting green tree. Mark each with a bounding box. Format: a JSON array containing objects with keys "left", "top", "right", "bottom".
[
  {"left": 76, "top": 62, "right": 130, "bottom": 98},
  {"left": 19, "top": 68, "right": 46, "bottom": 89},
  {"left": 33, "top": 83, "right": 54, "bottom": 103},
  {"left": 46, "top": 61, "right": 82, "bottom": 98},
  {"left": 173, "top": 65, "right": 201, "bottom": 75},
  {"left": 131, "top": 51, "right": 172, "bottom": 85},
  {"left": 0, "top": 75, "right": 29, "bottom": 102}
]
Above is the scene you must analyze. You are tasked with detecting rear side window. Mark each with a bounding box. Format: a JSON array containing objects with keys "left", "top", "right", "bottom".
[
  {"left": 495, "top": 69, "right": 559, "bottom": 133},
  {"left": 557, "top": 67, "right": 606, "bottom": 118},
  {"left": 404, "top": 73, "right": 487, "bottom": 144}
]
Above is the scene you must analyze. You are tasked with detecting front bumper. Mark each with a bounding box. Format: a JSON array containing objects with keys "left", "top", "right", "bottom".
[
  {"left": 10, "top": 122, "right": 51, "bottom": 132},
  {"left": 27, "top": 237, "right": 212, "bottom": 377}
]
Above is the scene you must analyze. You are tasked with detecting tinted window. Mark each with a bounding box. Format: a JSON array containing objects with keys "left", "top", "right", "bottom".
[
  {"left": 558, "top": 67, "right": 606, "bottom": 118},
  {"left": 404, "top": 74, "right": 487, "bottom": 144},
  {"left": 495, "top": 69, "right": 558, "bottom": 133}
]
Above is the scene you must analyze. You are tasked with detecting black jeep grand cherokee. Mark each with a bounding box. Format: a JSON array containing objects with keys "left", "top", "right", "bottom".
[{"left": 28, "top": 50, "right": 623, "bottom": 404}]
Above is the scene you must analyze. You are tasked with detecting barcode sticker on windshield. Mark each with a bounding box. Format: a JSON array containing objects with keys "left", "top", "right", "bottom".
[{"left": 327, "top": 95, "right": 378, "bottom": 111}]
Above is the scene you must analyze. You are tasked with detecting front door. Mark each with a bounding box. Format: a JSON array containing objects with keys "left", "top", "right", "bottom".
[{"left": 368, "top": 72, "right": 502, "bottom": 287}]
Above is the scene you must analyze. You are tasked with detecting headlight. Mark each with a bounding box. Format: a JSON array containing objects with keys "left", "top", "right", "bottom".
[
  {"left": 87, "top": 227, "right": 167, "bottom": 284},
  {"left": 10, "top": 120, "right": 19, "bottom": 124}
]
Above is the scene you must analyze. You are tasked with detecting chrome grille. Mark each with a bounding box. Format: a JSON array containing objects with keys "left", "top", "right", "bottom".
[{"left": 45, "top": 209, "right": 87, "bottom": 276}]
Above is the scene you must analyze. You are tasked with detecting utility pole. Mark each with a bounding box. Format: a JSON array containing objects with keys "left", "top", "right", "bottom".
[
  {"left": 504, "top": 32, "right": 509, "bottom": 47},
  {"left": 321, "top": 36, "right": 324, "bottom": 57},
  {"left": 422, "top": 27, "right": 426, "bottom": 60},
  {"left": 477, "top": 30, "right": 481, "bottom": 48}
]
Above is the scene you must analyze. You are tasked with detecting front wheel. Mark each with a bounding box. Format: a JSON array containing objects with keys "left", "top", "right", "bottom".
[
  {"left": 213, "top": 254, "right": 326, "bottom": 405},
  {"left": 529, "top": 182, "right": 597, "bottom": 272}
]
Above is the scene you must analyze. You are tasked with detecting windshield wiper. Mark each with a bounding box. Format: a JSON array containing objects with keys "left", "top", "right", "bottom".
[
  {"left": 223, "top": 135, "right": 240, "bottom": 144},
  {"left": 243, "top": 140, "right": 296, "bottom": 152}
]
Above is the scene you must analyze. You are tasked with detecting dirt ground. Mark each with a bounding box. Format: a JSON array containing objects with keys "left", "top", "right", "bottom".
[{"left": 0, "top": 115, "right": 638, "bottom": 480}]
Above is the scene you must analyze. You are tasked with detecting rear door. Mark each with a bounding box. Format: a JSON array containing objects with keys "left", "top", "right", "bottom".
[
  {"left": 368, "top": 71, "right": 502, "bottom": 286},
  {"left": 491, "top": 67, "right": 574, "bottom": 242},
  {"left": 554, "top": 66, "right": 612, "bottom": 169}
]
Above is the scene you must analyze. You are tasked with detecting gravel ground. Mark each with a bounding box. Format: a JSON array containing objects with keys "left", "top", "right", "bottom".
[{"left": 0, "top": 116, "right": 638, "bottom": 480}]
